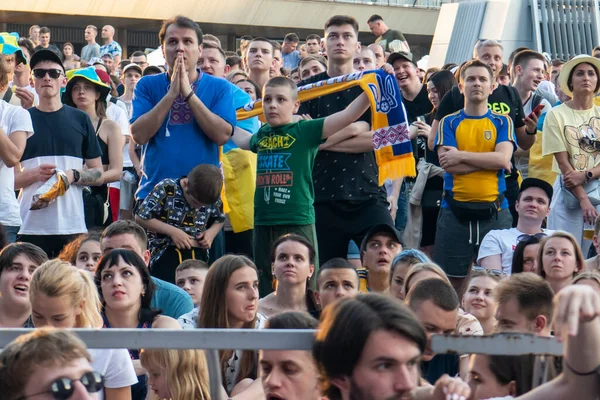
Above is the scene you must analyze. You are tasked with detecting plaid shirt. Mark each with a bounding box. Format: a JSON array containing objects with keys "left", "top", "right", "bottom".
[{"left": 136, "top": 178, "right": 224, "bottom": 266}]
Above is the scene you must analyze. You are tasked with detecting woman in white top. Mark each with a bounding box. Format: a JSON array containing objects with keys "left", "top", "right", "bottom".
[
  {"left": 29, "top": 259, "right": 138, "bottom": 400},
  {"left": 543, "top": 55, "right": 600, "bottom": 249},
  {"left": 198, "top": 254, "right": 265, "bottom": 398}
]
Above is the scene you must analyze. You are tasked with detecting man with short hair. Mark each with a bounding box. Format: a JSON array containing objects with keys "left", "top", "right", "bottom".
[
  {"left": 247, "top": 37, "right": 273, "bottom": 90},
  {"left": 226, "top": 55, "right": 242, "bottom": 71},
  {"left": 434, "top": 60, "right": 515, "bottom": 293},
  {"left": 353, "top": 47, "right": 377, "bottom": 72},
  {"left": 305, "top": 34, "right": 321, "bottom": 55},
  {"left": 478, "top": 179, "right": 554, "bottom": 275},
  {"left": 99, "top": 25, "right": 122, "bottom": 67},
  {"left": 281, "top": 32, "right": 300, "bottom": 70},
  {"left": 494, "top": 272, "right": 554, "bottom": 336},
  {"left": 15, "top": 50, "right": 104, "bottom": 258},
  {"left": 270, "top": 41, "right": 283, "bottom": 77},
  {"left": 407, "top": 278, "right": 460, "bottom": 384},
  {"left": 33, "top": 27, "right": 61, "bottom": 57},
  {"left": 81, "top": 25, "right": 100, "bottom": 65},
  {"left": 298, "top": 55, "right": 327, "bottom": 81},
  {"left": 313, "top": 293, "right": 470, "bottom": 400},
  {"left": 101, "top": 53, "right": 115, "bottom": 74},
  {"left": 298, "top": 15, "right": 394, "bottom": 265},
  {"left": 358, "top": 224, "right": 403, "bottom": 293},
  {"left": 431, "top": 39, "right": 538, "bottom": 226},
  {"left": 512, "top": 50, "right": 554, "bottom": 182},
  {"left": 131, "top": 16, "right": 235, "bottom": 204},
  {"left": 0, "top": 329, "right": 103, "bottom": 400},
  {"left": 202, "top": 33, "right": 221, "bottom": 48},
  {"left": 367, "top": 14, "right": 409, "bottom": 53},
  {"left": 130, "top": 50, "right": 148, "bottom": 71},
  {"left": 368, "top": 43, "right": 386, "bottom": 68},
  {"left": 100, "top": 220, "right": 194, "bottom": 318},
  {"left": 314, "top": 257, "right": 359, "bottom": 311}
]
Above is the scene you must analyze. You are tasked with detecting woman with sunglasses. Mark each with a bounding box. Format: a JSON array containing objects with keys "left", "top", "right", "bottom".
[
  {"left": 62, "top": 67, "right": 124, "bottom": 228},
  {"left": 511, "top": 234, "right": 544, "bottom": 274},
  {"left": 477, "top": 178, "right": 554, "bottom": 275},
  {"left": 538, "top": 231, "right": 584, "bottom": 293},
  {"left": 543, "top": 55, "right": 600, "bottom": 250},
  {"left": 0, "top": 328, "right": 106, "bottom": 400},
  {"left": 29, "top": 259, "right": 137, "bottom": 400}
]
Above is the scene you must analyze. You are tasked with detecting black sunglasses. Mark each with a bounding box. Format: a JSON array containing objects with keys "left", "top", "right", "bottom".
[
  {"left": 472, "top": 265, "right": 505, "bottom": 277},
  {"left": 580, "top": 137, "right": 600, "bottom": 151},
  {"left": 32, "top": 68, "right": 63, "bottom": 79},
  {"left": 16, "top": 371, "right": 104, "bottom": 400},
  {"left": 517, "top": 232, "right": 548, "bottom": 242}
]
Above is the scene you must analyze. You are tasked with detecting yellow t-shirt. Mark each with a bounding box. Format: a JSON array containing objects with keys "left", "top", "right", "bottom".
[{"left": 542, "top": 104, "right": 600, "bottom": 174}]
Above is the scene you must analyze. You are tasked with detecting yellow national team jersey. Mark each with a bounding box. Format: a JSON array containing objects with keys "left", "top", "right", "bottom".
[{"left": 436, "top": 110, "right": 516, "bottom": 203}]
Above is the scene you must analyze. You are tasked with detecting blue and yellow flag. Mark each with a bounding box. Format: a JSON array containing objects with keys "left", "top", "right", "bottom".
[{"left": 236, "top": 69, "right": 415, "bottom": 184}]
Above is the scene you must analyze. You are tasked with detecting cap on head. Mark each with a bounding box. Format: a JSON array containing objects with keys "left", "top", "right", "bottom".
[
  {"left": 387, "top": 51, "right": 417, "bottom": 67},
  {"left": 359, "top": 223, "right": 403, "bottom": 254},
  {"left": 30, "top": 48, "right": 65, "bottom": 72},
  {"left": 518, "top": 177, "right": 553, "bottom": 202},
  {"left": 122, "top": 63, "right": 142, "bottom": 76}
]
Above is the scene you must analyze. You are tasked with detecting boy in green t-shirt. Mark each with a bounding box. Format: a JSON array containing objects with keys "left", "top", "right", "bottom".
[{"left": 233, "top": 76, "right": 370, "bottom": 295}]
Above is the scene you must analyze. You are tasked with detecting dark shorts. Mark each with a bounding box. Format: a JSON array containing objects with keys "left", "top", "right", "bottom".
[
  {"left": 433, "top": 207, "right": 512, "bottom": 277},
  {"left": 17, "top": 234, "right": 80, "bottom": 258}
]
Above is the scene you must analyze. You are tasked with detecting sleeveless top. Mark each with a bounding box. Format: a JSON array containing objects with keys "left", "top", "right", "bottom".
[
  {"left": 102, "top": 314, "right": 152, "bottom": 400},
  {"left": 96, "top": 119, "right": 110, "bottom": 166}
]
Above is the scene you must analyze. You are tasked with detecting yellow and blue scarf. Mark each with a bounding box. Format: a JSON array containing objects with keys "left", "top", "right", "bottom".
[{"left": 236, "top": 69, "right": 415, "bottom": 184}]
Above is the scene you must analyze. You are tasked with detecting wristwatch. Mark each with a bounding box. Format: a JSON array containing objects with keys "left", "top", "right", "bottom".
[
  {"left": 586, "top": 170, "right": 594, "bottom": 181},
  {"left": 72, "top": 169, "right": 80, "bottom": 183}
]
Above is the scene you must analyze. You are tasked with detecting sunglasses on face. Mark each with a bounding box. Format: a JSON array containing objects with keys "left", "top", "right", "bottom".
[
  {"left": 517, "top": 232, "right": 548, "bottom": 242},
  {"left": 32, "top": 68, "right": 63, "bottom": 79},
  {"left": 579, "top": 137, "right": 600, "bottom": 150},
  {"left": 16, "top": 371, "right": 104, "bottom": 400},
  {"left": 472, "top": 265, "right": 505, "bottom": 277}
]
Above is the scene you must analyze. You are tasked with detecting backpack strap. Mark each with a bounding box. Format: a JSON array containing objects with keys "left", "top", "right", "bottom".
[
  {"left": 2, "top": 89, "right": 12, "bottom": 103},
  {"left": 109, "top": 96, "right": 118, "bottom": 105}
]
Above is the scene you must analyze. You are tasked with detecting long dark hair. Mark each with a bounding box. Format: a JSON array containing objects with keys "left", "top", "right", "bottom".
[
  {"left": 512, "top": 236, "right": 542, "bottom": 275},
  {"left": 429, "top": 70, "right": 457, "bottom": 103},
  {"left": 487, "top": 354, "right": 543, "bottom": 395},
  {"left": 95, "top": 249, "right": 160, "bottom": 324}
]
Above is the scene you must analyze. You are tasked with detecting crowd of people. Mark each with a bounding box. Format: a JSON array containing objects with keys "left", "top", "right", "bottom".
[{"left": 0, "top": 10, "right": 599, "bottom": 400}]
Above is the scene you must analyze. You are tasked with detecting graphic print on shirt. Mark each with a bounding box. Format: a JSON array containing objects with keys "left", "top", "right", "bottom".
[
  {"left": 256, "top": 133, "right": 295, "bottom": 205},
  {"left": 564, "top": 116, "right": 600, "bottom": 170}
]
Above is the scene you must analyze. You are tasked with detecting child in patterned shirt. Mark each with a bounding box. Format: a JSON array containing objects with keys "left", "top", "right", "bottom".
[{"left": 135, "top": 164, "right": 224, "bottom": 284}]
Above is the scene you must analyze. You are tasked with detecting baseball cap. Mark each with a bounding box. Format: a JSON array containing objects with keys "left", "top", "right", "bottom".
[
  {"left": 360, "top": 223, "right": 403, "bottom": 254},
  {"left": 122, "top": 63, "right": 142, "bottom": 76},
  {"left": 101, "top": 53, "right": 114, "bottom": 59},
  {"left": 387, "top": 51, "right": 417, "bottom": 67},
  {"left": 519, "top": 178, "right": 553, "bottom": 202},
  {"left": 30, "top": 48, "right": 65, "bottom": 72}
]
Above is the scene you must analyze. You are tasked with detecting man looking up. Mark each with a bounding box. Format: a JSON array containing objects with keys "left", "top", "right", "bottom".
[
  {"left": 298, "top": 15, "right": 393, "bottom": 265},
  {"left": 130, "top": 16, "right": 235, "bottom": 204},
  {"left": 99, "top": 25, "right": 122, "bottom": 67},
  {"left": 433, "top": 60, "right": 515, "bottom": 293},
  {"left": 247, "top": 37, "right": 273, "bottom": 90},
  {"left": 81, "top": 25, "right": 100, "bottom": 65},
  {"left": 358, "top": 224, "right": 403, "bottom": 293}
]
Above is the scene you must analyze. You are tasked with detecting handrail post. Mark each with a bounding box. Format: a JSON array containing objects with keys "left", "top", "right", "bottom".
[{"left": 206, "top": 349, "right": 224, "bottom": 400}]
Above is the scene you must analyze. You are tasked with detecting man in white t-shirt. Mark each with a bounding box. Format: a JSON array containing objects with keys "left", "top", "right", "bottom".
[
  {"left": 0, "top": 100, "right": 33, "bottom": 242},
  {"left": 477, "top": 178, "right": 554, "bottom": 274}
]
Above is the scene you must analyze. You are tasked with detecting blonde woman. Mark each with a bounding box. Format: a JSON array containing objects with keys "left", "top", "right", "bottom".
[
  {"left": 29, "top": 259, "right": 137, "bottom": 400},
  {"left": 537, "top": 231, "right": 584, "bottom": 293},
  {"left": 140, "top": 349, "right": 211, "bottom": 400}
]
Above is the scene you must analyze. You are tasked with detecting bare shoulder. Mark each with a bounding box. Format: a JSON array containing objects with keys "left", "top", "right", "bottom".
[
  {"left": 152, "top": 315, "right": 182, "bottom": 329},
  {"left": 258, "top": 293, "right": 278, "bottom": 318}
]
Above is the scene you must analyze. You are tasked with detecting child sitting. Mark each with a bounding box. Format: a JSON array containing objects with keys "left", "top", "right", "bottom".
[
  {"left": 135, "top": 164, "right": 224, "bottom": 284},
  {"left": 175, "top": 259, "right": 209, "bottom": 329}
]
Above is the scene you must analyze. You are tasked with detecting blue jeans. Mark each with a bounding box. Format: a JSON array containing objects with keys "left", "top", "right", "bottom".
[
  {"left": 395, "top": 181, "right": 409, "bottom": 234},
  {"left": 3, "top": 225, "right": 19, "bottom": 244}
]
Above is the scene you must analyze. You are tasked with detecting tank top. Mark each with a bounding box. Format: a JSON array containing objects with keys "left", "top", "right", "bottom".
[
  {"left": 102, "top": 313, "right": 152, "bottom": 400},
  {"left": 90, "top": 118, "right": 110, "bottom": 206}
]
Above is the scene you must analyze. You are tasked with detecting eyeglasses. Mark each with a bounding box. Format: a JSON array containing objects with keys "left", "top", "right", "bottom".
[
  {"left": 32, "top": 68, "right": 63, "bottom": 79},
  {"left": 16, "top": 371, "right": 104, "bottom": 400},
  {"left": 472, "top": 265, "right": 505, "bottom": 277},
  {"left": 517, "top": 232, "right": 548, "bottom": 242}
]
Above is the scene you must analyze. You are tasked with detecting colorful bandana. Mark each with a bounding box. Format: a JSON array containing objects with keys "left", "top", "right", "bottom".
[{"left": 236, "top": 69, "right": 415, "bottom": 184}]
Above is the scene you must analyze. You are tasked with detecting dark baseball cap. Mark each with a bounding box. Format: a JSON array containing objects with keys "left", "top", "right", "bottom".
[
  {"left": 30, "top": 48, "right": 65, "bottom": 72},
  {"left": 360, "top": 223, "right": 403, "bottom": 254},
  {"left": 387, "top": 51, "right": 417, "bottom": 67},
  {"left": 519, "top": 178, "right": 553, "bottom": 202}
]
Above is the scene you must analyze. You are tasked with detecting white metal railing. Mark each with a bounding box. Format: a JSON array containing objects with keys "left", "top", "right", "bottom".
[{"left": 0, "top": 329, "right": 564, "bottom": 400}]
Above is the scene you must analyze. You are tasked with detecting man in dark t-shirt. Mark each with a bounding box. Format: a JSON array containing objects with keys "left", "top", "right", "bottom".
[
  {"left": 367, "top": 14, "right": 409, "bottom": 52},
  {"left": 430, "top": 40, "right": 540, "bottom": 225},
  {"left": 298, "top": 15, "right": 394, "bottom": 265}
]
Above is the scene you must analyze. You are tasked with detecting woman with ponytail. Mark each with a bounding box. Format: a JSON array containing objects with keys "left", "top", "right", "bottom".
[{"left": 29, "top": 259, "right": 137, "bottom": 400}]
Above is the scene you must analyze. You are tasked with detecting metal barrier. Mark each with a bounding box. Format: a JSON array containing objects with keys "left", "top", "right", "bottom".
[
  {"left": 0, "top": 329, "right": 564, "bottom": 400},
  {"left": 310, "top": 0, "right": 453, "bottom": 8}
]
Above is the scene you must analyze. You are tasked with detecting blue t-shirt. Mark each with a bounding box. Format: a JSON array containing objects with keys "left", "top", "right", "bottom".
[
  {"left": 132, "top": 71, "right": 236, "bottom": 200},
  {"left": 224, "top": 84, "right": 260, "bottom": 153},
  {"left": 150, "top": 277, "right": 194, "bottom": 319},
  {"left": 282, "top": 50, "right": 301, "bottom": 70}
]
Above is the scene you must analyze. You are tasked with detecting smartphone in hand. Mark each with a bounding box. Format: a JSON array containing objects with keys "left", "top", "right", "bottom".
[{"left": 528, "top": 103, "right": 545, "bottom": 120}]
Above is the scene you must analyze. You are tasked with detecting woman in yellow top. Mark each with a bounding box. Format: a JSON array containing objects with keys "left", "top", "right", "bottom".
[{"left": 543, "top": 55, "right": 600, "bottom": 249}]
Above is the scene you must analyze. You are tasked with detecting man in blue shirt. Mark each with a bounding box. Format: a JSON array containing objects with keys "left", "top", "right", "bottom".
[
  {"left": 131, "top": 15, "right": 236, "bottom": 201},
  {"left": 281, "top": 33, "right": 301, "bottom": 70}
]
